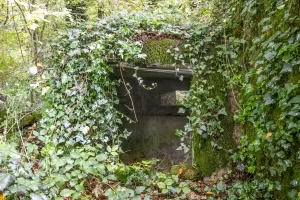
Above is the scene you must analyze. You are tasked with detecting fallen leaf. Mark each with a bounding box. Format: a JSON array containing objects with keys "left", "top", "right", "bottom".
[
  {"left": 178, "top": 168, "right": 184, "bottom": 175},
  {"left": 298, "top": 192, "right": 300, "bottom": 197},
  {"left": 266, "top": 132, "right": 272, "bottom": 139},
  {"left": 205, "top": 191, "right": 214, "bottom": 195}
]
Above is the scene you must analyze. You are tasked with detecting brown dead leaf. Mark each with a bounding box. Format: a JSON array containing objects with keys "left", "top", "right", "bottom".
[{"left": 298, "top": 192, "right": 300, "bottom": 197}]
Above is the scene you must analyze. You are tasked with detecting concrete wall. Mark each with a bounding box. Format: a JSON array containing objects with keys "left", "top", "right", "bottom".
[
  {"left": 117, "top": 77, "right": 191, "bottom": 168},
  {"left": 121, "top": 116, "right": 188, "bottom": 167}
]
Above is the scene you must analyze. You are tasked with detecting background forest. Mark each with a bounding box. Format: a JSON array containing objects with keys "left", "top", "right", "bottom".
[{"left": 0, "top": 0, "right": 299, "bottom": 199}]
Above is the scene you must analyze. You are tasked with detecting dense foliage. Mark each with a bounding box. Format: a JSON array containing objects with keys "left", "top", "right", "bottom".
[{"left": 0, "top": 0, "right": 299, "bottom": 199}]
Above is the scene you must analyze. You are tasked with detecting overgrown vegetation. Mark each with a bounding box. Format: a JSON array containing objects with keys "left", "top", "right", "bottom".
[{"left": 0, "top": 0, "right": 299, "bottom": 199}]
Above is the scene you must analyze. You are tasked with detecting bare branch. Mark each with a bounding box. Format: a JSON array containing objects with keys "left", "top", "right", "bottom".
[
  {"left": 3, "top": 0, "right": 9, "bottom": 25},
  {"left": 12, "top": 6, "right": 26, "bottom": 63},
  {"left": 119, "top": 64, "right": 138, "bottom": 122}
]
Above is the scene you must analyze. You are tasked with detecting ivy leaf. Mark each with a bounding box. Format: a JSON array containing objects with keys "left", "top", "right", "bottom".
[
  {"left": 132, "top": 196, "right": 142, "bottom": 200},
  {"left": 216, "top": 182, "right": 227, "bottom": 192},
  {"left": 218, "top": 108, "right": 227, "bottom": 116},
  {"left": 162, "top": 189, "right": 168, "bottom": 194},
  {"left": 30, "top": 193, "right": 48, "bottom": 200},
  {"left": 264, "top": 95, "right": 275, "bottom": 105},
  {"left": 288, "top": 189, "right": 297, "bottom": 198},
  {"left": 60, "top": 189, "right": 75, "bottom": 197},
  {"left": 137, "top": 54, "right": 147, "bottom": 59},
  {"left": 182, "top": 186, "right": 191, "bottom": 194},
  {"left": 135, "top": 186, "right": 145, "bottom": 194},
  {"left": 176, "top": 187, "right": 181, "bottom": 193},
  {"left": 157, "top": 182, "right": 165, "bottom": 189},
  {"left": 280, "top": 63, "right": 292, "bottom": 73},
  {"left": 96, "top": 153, "right": 107, "bottom": 161},
  {"left": 111, "top": 145, "right": 119, "bottom": 152},
  {"left": 178, "top": 108, "right": 186, "bottom": 114},
  {"left": 289, "top": 96, "right": 300, "bottom": 104},
  {"left": 164, "top": 179, "right": 174, "bottom": 186},
  {"left": 264, "top": 51, "right": 276, "bottom": 60},
  {"left": 262, "top": 25, "right": 272, "bottom": 33},
  {"left": 80, "top": 126, "right": 90, "bottom": 134},
  {"left": 75, "top": 184, "right": 84, "bottom": 192},
  {"left": 0, "top": 173, "right": 12, "bottom": 191}
]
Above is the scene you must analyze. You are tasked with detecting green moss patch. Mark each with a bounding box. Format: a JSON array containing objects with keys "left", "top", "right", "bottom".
[
  {"left": 192, "top": 72, "right": 237, "bottom": 177},
  {"left": 142, "top": 39, "right": 179, "bottom": 66}
]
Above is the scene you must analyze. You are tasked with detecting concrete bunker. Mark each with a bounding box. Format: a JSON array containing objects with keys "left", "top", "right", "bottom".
[{"left": 113, "top": 65, "right": 192, "bottom": 168}]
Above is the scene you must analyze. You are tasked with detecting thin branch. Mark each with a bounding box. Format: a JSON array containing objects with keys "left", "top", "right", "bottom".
[
  {"left": 14, "top": 0, "right": 32, "bottom": 37},
  {"left": 119, "top": 64, "right": 138, "bottom": 122},
  {"left": 12, "top": 7, "right": 26, "bottom": 63},
  {"left": 3, "top": 0, "right": 9, "bottom": 25},
  {"left": 39, "top": 0, "right": 50, "bottom": 49},
  {"left": 14, "top": 111, "right": 29, "bottom": 162}
]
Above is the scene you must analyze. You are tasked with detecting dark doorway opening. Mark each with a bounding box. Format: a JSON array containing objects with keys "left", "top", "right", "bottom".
[{"left": 113, "top": 66, "right": 192, "bottom": 168}]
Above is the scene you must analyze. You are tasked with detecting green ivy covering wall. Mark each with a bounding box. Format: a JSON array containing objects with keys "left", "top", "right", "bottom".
[{"left": 212, "top": 0, "right": 300, "bottom": 199}]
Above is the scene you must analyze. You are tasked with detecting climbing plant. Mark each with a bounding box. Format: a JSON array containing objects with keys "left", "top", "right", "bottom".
[
  {"left": 1, "top": 11, "right": 228, "bottom": 199},
  {"left": 1, "top": 0, "right": 299, "bottom": 199}
]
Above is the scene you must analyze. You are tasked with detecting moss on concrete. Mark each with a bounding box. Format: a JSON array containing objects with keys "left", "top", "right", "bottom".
[
  {"left": 142, "top": 39, "right": 179, "bottom": 66},
  {"left": 0, "top": 109, "right": 41, "bottom": 128},
  {"left": 192, "top": 72, "right": 237, "bottom": 177}
]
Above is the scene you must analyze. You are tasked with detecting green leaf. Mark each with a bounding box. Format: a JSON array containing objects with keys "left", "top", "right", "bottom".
[
  {"left": 280, "top": 63, "right": 292, "bottom": 73},
  {"left": 172, "top": 175, "right": 179, "bottom": 183},
  {"left": 164, "top": 179, "right": 174, "bottom": 186},
  {"left": 30, "top": 194, "right": 47, "bottom": 200},
  {"left": 288, "top": 189, "right": 297, "bottom": 198},
  {"left": 248, "top": 166, "right": 255, "bottom": 173},
  {"left": 157, "top": 182, "right": 166, "bottom": 189},
  {"left": 264, "top": 51, "right": 276, "bottom": 60},
  {"left": 60, "top": 189, "right": 75, "bottom": 197},
  {"left": 216, "top": 182, "right": 227, "bottom": 192},
  {"left": 176, "top": 187, "right": 181, "bottom": 193},
  {"left": 135, "top": 186, "right": 145, "bottom": 194},
  {"left": 0, "top": 173, "right": 12, "bottom": 191},
  {"left": 106, "top": 146, "right": 112, "bottom": 152},
  {"left": 75, "top": 184, "right": 84, "bottom": 192},
  {"left": 132, "top": 196, "right": 142, "bottom": 200},
  {"left": 72, "top": 192, "right": 81, "bottom": 199},
  {"left": 112, "top": 145, "right": 119, "bottom": 152},
  {"left": 182, "top": 186, "right": 191, "bottom": 194},
  {"left": 162, "top": 189, "right": 169, "bottom": 194},
  {"left": 96, "top": 153, "right": 108, "bottom": 161},
  {"left": 289, "top": 96, "right": 300, "bottom": 104}
]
